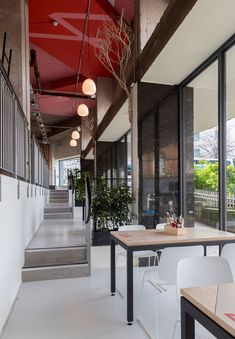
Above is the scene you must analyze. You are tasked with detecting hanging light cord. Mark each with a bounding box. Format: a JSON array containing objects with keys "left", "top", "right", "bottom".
[{"left": 72, "top": 0, "right": 92, "bottom": 114}]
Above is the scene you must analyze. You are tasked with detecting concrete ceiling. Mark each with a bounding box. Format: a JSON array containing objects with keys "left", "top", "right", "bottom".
[
  {"left": 99, "top": 100, "right": 130, "bottom": 141},
  {"left": 143, "top": 0, "right": 235, "bottom": 85}
]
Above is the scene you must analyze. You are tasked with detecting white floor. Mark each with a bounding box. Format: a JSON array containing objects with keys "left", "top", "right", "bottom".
[{"left": 1, "top": 245, "right": 218, "bottom": 339}]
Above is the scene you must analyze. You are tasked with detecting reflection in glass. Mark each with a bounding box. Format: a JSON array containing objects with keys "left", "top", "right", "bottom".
[
  {"left": 127, "top": 132, "right": 132, "bottom": 187},
  {"left": 140, "top": 114, "right": 156, "bottom": 222},
  {"left": 59, "top": 157, "right": 80, "bottom": 186},
  {"left": 184, "top": 61, "right": 219, "bottom": 228},
  {"left": 226, "top": 46, "right": 235, "bottom": 233}
]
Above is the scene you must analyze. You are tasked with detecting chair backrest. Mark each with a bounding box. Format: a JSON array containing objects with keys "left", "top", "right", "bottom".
[
  {"left": 176, "top": 257, "right": 233, "bottom": 299},
  {"left": 158, "top": 246, "right": 204, "bottom": 284},
  {"left": 156, "top": 223, "right": 166, "bottom": 230},
  {"left": 221, "top": 243, "right": 235, "bottom": 281},
  {"left": 119, "top": 225, "right": 146, "bottom": 231}
]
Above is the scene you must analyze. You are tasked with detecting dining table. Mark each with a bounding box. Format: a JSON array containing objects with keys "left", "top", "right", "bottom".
[
  {"left": 181, "top": 283, "right": 235, "bottom": 339},
  {"left": 110, "top": 226, "right": 235, "bottom": 324}
]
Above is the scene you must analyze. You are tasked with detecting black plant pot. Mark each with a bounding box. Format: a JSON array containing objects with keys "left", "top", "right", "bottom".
[
  {"left": 92, "top": 229, "right": 118, "bottom": 246},
  {"left": 75, "top": 199, "right": 84, "bottom": 207}
]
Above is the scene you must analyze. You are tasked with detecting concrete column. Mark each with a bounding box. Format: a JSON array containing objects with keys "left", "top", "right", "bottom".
[
  {"left": 96, "top": 77, "right": 113, "bottom": 125},
  {"left": 0, "top": 0, "right": 30, "bottom": 122},
  {"left": 140, "top": 0, "right": 169, "bottom": 51}
]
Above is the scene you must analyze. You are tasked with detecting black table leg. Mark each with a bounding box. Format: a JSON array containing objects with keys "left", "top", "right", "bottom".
[
  {"left": 181, "top": 297, "right": 195, "bottom": 339},
  {"left": 111, "top": 238, "right": 116, "bottom": 296},
  {"left": 203, "top": 245, "right": 207, "bottom": 256},
  {"left": 127, "top": 249, "right": 133, "bottom": 325},
  {"left": 219, "top": 244, "right": 223, "bottom": 256}
]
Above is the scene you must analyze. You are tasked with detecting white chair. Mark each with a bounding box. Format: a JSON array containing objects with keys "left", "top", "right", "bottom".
[
  {"left": 116, "top": 225, "right": 158, "bottom": 298},
  {"left": 174, "top": 256, "right": 233, "bottom": 339},
  {"left": 156, "top": 223, "right": 166, "bottom": 230},
  {"left": 138, "top": 245, "right": 204, "bottom": 338},
  {"left": 221, "top": 243, "right": 235, "bottom": 281}
]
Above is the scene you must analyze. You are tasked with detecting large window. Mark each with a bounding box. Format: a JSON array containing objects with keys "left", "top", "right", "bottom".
[
  {"left": 183, "top": 61, "right": 219, "bottom": 228},
  {"left": 181, "top": 35, "right": 235, "bottom": 233},
  {"left": 59, "top": 157, "right": 80, "bottom": 186},
  {"left": 226, "top": 46, "right": 235, "bottom": 233}
]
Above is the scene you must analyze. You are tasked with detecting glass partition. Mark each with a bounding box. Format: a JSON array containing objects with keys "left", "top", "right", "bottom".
[
  {"left": 59, "top": 157, "right": 80, "bottom": 186},
  {"left": 226, "top": 46, "right": 235, "bottom": 233},
  {"left": 183, "top": 61, "right": 219, "bottom": 228}
]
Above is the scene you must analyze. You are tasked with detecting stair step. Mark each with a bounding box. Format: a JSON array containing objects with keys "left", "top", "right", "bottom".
[
  {"left": 22, "top": 263, "right": 89, "bottom": 282},
  {"left": 44, "top": 207, "right": 72, "bottom": 213},
  {"left": 50, "top": 192, "right": 68, "bottom": 196},
  {"left": 49, "top": 194, "right": 68, "bottom": 198},
  {"left": 50, "top": 190, "right": 68, "bottom": 193},
  {"left": 44, "top": 212, "right": 72, "bottom": 219},
  {"left": 24, "top": 247, "right": 87, "bottom": 268},
  {"left": 49, "top": 199, "right": 68, "bottom": 203}
]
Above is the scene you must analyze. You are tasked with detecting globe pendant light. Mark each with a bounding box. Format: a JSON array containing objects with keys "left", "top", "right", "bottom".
[
  {"left": 77, "top": 103, "right": 89, "bottom": 117},
  {"left": 82, "top": 78, "right": 96, "bottom": 96},
  {"left": 70, "top": 139, "right": 77, "bottom": 147},
  {"left": 71, "top": 130, "right": 80, "bottom": 140}
]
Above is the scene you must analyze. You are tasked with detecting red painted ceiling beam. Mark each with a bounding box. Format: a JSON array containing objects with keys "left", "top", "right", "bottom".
[
  {"left": 42, "top": 74, "right": 86, "bottom": 90},
  {"left": 95, "top": 0, "right": 119, "bottom": 19}
]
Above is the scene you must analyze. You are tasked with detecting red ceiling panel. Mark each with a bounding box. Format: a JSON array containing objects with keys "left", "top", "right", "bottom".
[{"left": 29, "top": 0, "right": 133, "bottom": 117}]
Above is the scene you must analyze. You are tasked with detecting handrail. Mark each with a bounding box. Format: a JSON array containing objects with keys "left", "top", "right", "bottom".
[
  {"left": 0, "top": 60, "right": 49, "bottom": 188},
  {"left": 0, "top": 60, "right": 28, "bottom": 125}
]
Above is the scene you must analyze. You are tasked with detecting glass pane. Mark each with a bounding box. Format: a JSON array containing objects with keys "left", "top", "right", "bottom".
[
  {"left": 158, "top": 92, "right": 178, "bottom": 222},
  {"left": 59, "top": 157, "right": 80, "bottom": 186},
  {"left": 183, "top": 61, "right": 219, "bottom": 228},
  {"left": 140, "top": 114, "right": 156, "bottom": 227},
  {"left": 226, "top": 46, "right": 235, "bottom": 233},
  {"left": 127, "top": 132, "right": 132, "bottom": 187},
  {"left": 117, "top": 138, "right": 126, "bottom": 179}
]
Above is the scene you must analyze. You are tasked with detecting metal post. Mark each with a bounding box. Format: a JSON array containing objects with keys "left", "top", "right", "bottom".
[
  {"left": 181, "top": 297, "right": 195, "bottom": 339},
  {"left": 127, "top": 249, "right": 133, "bottom": 325},
  {"left": 110, "top": 238, "right": 116, "bottom": 296}
]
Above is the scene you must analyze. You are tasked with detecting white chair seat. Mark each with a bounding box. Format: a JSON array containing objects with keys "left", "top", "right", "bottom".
[
  {"left": 138, "top": 245, "right": 204, "bottom": 339},
  {"left": 118, "top": 248, "right": 157, "bottom": 258},
  {"left": 221, "top": 243, "right": 235, "bottom": 281},
  {"left": 144, "top": 269, "right": 168, "bottom": 287}
]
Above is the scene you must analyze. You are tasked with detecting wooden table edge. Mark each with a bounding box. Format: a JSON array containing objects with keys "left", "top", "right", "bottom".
[{"left": 181, "top": 287, "right": 235, "bottom": 337}]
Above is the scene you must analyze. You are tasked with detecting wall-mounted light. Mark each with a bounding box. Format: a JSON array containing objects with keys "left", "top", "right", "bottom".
[{"left": 77, "top": 103, "right": 89, "bottom": 117}]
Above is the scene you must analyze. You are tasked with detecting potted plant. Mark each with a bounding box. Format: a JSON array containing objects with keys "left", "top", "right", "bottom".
[
  {"left": 91, "top": 179, "right": 134, "bottom": 246},
  {"left": 75, "top": 171, "right": 93, "bottom": 207}
]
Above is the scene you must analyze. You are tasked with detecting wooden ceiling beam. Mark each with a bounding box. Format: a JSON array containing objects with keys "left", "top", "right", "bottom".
[
  {"left": 137, "top": 0, "right": 198, "bottom": 80},
  {"left": 82, "top": 0, "right": 198, "bottom": 158}
]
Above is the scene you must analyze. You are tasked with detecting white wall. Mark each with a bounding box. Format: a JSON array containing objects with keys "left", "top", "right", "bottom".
[{"left": 0, "top": 174, "right": 48, "bottom": 333}]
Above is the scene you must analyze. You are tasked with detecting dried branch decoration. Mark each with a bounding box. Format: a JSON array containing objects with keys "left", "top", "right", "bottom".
[{"left": 95, "top": 10, "right": 133, "bottom": 120}]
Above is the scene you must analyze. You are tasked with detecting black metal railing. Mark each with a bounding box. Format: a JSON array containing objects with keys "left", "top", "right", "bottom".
[
  {"left": 31, "top": 137, "right": 49, "bottom": 188},
  {"left": 0, "top": 61, "right": 49, "bottom": 188}
]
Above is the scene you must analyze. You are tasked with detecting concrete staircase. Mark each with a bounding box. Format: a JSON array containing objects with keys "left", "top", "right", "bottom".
[
  {"left": 22, "top": 189, "right": 90, "bottom": 282},
  {"left": 44, "top": 189, "right": 73, "bottom": 219},
  {"left": 22, "top": 246, "right": 89, "bottom": 282}
]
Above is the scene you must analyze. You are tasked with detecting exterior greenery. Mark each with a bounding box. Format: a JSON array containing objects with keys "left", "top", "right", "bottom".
[
  {"left": 91, "top": 179, "right": 134, "bottom": 230},
  {"left": 194, "top": 161, "right": 235, "bottom": 195}
]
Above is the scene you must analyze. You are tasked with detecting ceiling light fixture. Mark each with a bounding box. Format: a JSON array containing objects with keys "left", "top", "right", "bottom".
[
  {"left": 77, "top": 103, "right": 89, "bottom": 117},
  {"left": 70, "top": 139, "right": 77, "bottom": 147},
  {"left": 71, "top": 130, "right": 80, "bottom": 140},
  {"left": 82, "top": 78, "right": 96, "bottom": 96}
]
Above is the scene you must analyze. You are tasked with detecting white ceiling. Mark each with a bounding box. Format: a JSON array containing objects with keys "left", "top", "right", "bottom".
[
  {"left": 99, "top": 100, "right": 131, "bottom": 141},
  {"left": 143, "top": 0, "right": 235, "bottom": 85}
]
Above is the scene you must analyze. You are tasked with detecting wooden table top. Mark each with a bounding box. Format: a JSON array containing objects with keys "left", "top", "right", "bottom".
[
  {"left": 110, "top": 227, "right": 235, "bottom": 247},
  {"left": 181, "top": 283, "right": 235, "bottom": 337}
]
